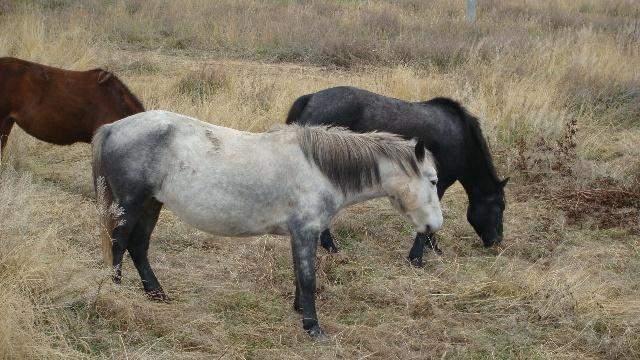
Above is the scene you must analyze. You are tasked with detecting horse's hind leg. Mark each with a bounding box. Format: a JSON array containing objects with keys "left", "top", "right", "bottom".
[
  {"left": 111, "top": 214, "right": 137, "bottom": 285},
  {"left": 127, "top": 198, "right": 167, "bottom": 301},
  {"left": 109, "top": 192, "right": 150, "bottom": 285}
]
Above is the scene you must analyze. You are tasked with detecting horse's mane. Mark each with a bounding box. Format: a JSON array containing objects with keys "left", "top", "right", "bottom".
[
  {"left": 284, "top": 125, "right": 429, "bottom": 194},
  {"left": 420, "top": 97, "right": 501, "bottom": 185}
]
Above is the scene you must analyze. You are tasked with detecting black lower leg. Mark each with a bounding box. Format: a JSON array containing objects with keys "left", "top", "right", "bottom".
[
  {"left": 293, "top": 283, "right": 302, "bottom": 313},
  {"left": 408, "top": 232, "right": 443, "bottom": 267},
  {"left": 290, "top": 223, "right": 325, "bottom": 340},
  {"left": 129, "top": 244, "right": 166, "bottom": 300},
  {"left": 128, "top": 199, "right": 165, "bottom": 301},
  {"left": 112, "top": 239, "right": 126, "bottom": 284},
  {"left": 408, "top": 233, "right": 426, "bottom": 267},
  {"left": 319, "top": 228, "right": 339, "bottom": 253}
]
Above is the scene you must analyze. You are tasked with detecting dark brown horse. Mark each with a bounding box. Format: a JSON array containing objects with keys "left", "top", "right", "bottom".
[{"left": 0, "top": 57, "right": 144, "bottom": 153}]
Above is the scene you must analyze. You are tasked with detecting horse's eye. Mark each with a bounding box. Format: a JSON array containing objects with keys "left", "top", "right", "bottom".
[{"left": 430, "top": 180, "right": 437, "bottom": 186}]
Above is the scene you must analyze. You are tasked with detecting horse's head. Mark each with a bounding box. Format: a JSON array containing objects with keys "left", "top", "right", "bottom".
[
  {"left": 467, "top": 178, "right": 508, "bottom": 247},
  {"left": 93, "top": 68, "right": 145, "bottom": 118},
  {"left": 384, "top": 141, "right": 443, "bottom": 234}
]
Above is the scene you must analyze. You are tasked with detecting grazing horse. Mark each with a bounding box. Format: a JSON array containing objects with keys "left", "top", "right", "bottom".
[
  {"left": 92, "top": 110, "right": 443, "bottom": 339},
  {"left": 286, "top": 86, "right": 508, "bottom": 266},
  {"left": 0, "top": 57, "right": 144, "bottom": 153}
]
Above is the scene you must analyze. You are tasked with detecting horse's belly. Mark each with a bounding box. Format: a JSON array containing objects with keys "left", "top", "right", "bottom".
[
  {"left": 158, "top": 193, "right": 291, "bottom": 238},
  {"left": 15, "top": 114, "right": 90, "bottom": 144}
]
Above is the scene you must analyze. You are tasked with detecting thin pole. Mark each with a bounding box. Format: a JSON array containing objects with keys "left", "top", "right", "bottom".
[{"left": 466, "top": 0, "right": 477, "bottom": 23}]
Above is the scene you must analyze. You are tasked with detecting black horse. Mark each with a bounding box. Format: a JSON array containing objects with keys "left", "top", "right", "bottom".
[{"left": 286, "top": 86, "right": 508, "bottom": 266}]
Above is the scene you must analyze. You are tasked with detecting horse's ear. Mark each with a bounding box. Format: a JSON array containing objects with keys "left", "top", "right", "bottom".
[
  {"left": 500, "top": 177, "right": 510, "bottom": 188},
  {"left": 414, "top": 139, "right": 425, "bottom": 162},
  {"left": 97, "top": 70, "right": 113, "bottom": 84}
]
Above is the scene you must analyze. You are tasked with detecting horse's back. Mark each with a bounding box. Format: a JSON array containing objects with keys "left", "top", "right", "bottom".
[
  {"left": 96, "top": 110, "right": 274, "bottom": 177},
  {"left": 294, "top": 86, "right": 461, "bottom": 134},
  {"left": 292, "top": 86, "right": 467, "bottom": 171}
]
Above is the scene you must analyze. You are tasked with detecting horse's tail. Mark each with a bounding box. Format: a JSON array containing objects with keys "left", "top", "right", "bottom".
[
  {"left": 285, "top": 94, "right": 312, "bottom": 124},
  {"left": 92, "top": 125, "right": 115, "bottom": 265}
]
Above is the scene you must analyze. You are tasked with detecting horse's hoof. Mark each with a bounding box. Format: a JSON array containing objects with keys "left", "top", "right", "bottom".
[
  {"left": 433, "top": 247, "right": 444, "bottom": 256},
  {"left": 112, "top": 276, "right": 122, "bottom": 285},
  {"left": 146, "top": 289, "right": 170, "bottom": 302},
  {"left": 307, "top": 325, "right": 328, "bottom": 342},
  {"left": 409, "top": 257, "right": 424, "bottom": 268}
]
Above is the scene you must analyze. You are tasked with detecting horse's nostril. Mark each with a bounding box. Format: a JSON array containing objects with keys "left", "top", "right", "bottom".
[{"left": 425, "top": 225, "right": 432, "bottom": 233}]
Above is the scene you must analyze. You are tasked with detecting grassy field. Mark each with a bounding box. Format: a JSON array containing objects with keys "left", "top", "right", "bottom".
[{"left": 1, "top": 0, "right": 639, "bottom": 359}]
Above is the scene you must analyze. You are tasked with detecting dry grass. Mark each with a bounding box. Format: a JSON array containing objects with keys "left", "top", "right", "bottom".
[{"left": 1, "top": 1, "right": 639, "bottom": 359}]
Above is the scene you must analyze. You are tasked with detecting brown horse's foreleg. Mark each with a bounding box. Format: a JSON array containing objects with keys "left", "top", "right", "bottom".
[{"left": 0, "top": 116, "right": 15, "bottom": 158}]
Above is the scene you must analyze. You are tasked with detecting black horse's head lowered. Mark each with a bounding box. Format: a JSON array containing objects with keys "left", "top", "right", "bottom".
[
  {"left": 428, "top": 96, "right": 510, "bottom": 248},
  {"left": 467, "top": 177, "right": 508, "bottom": 247}
]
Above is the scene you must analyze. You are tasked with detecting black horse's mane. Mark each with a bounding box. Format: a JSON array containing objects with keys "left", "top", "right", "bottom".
[{"left": 419, "top": 97, "right": 501, "bottom": 185}]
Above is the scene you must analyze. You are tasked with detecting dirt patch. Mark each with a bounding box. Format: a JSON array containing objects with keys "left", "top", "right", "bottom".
[
  {"left": 515, "top": 180, "right": 640, "bottom": 233},
  {"left": 553, "top": 182, "right": 640, "bottom": 233}
]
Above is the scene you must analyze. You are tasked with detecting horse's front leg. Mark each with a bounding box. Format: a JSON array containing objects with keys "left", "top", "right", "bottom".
[
  {"left": 408, "top": 233, "right": 425, "bottom": 267},
  {"left": 408, "top": 232, "right": 442, "bottom": 267},
  {"left": 289, "top": 223, "right": 326, "bottom": 341}
]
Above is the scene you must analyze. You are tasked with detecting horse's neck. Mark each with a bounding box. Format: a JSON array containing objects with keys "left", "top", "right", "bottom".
[
  {"left": 337, "top": 161, "right": 402, "bottom": 208},
  {"left": 458, "top": 120, "right": 501, "bottom": 201},
  {"left": 459, "top": 167, "right": 499, "bottom": 201},
  {"left": 340, "top": 186, "right": 386, "bottom": 208}
]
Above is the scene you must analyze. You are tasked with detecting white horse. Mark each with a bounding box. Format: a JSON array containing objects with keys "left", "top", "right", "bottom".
[{"left": 92, "top": 110, "right": 443, "bottom": 340}]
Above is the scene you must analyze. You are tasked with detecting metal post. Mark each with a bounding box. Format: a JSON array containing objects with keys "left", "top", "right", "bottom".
[{"left": 466, "top": 0, "right": 477, "bottom": 23}]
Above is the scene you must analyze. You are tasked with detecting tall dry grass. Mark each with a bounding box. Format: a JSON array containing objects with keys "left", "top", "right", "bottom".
[{"left": 0, "top": 0, "right": 639, "bottom": 359}]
